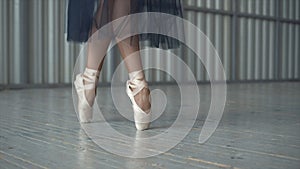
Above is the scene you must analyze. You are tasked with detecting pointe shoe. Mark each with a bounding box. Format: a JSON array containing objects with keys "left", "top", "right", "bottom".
[
  {"left": 126, "top": 71, "right": 151, "bottom": 131},
  {"left": 74, "top": 68, "right": 99, "bottom": 123}
]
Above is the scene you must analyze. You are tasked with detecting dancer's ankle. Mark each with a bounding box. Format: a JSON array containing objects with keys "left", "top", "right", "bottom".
[{"left": 128, "top": 70, "right": 151, "bottom": 112}]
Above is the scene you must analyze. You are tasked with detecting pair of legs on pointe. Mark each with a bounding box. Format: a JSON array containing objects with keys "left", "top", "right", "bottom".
[
  {"left": 74, "top": 0, "right": 151, "bottom": 130},
  {"left": 84, "top": 33, "right": 151, "bottom": 111}
]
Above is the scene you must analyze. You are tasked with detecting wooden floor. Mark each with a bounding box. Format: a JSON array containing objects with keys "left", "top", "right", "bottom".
[{"left": 0, "top": 82, "right": 300, "bottom": 169}]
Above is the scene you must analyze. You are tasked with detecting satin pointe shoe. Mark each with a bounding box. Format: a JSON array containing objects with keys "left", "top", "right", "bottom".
[
  {"left": 126, "top": 71, "right": 151, "bottom": 131},
  {"left": 74, "top": 68, "right": 99, "bottom": 123}
]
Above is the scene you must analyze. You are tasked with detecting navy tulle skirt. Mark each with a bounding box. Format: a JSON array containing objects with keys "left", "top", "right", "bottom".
[{"left": 67, "top": 0, "right": 183, "bottom": 49}]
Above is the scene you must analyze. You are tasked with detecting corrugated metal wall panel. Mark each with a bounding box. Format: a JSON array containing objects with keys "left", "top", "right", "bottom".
[
  {"left": 0, "top": 0, "right": 299, "bottom": 86},
  {"left": 0, "top": 0, "right": 8, "bottom": 84},
  {"left": 268, "top": 21, "right": 276, "bottom": 79},
  {"left": 186, "top": 0, "right": 197, "bottom": 81},
  {"left": 295, "top": 25, "right": 300, "bottom": 79}
]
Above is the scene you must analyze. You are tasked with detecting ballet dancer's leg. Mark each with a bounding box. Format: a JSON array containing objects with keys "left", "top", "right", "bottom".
[
  {"left": 117, "top": 37, "right": 152, "bottom": 130},
  {"left": 112, "top": 0, "right": 151, "bottom": 113},
  {"left": 111, "top": 0, "right": 151, "bottom": 130},
  {"left": 74, "top": 0, "right": 112, "bottom": 122},
  {"left": 83, "top": 0, "right": 113, "bottom": 107}
]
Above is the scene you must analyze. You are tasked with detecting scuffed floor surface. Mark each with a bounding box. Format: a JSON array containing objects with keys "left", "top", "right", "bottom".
[{"left": 0, "top": 82, "right": 300, "bottom": 169}]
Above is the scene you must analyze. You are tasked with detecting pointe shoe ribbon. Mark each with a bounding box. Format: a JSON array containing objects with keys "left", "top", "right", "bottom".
[{"left": 126, "top": 71, "right": 151, "bottom": 130}]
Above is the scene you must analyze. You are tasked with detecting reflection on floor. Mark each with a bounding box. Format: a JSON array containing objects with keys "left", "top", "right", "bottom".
[{"left": 0, "top": 82, "right": 299, "bottom": 169}]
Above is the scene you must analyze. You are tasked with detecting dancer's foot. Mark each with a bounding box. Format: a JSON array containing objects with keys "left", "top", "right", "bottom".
[
  {"left": 126, "top": 71, "right": 151, "bottom": 130},
  {"left": 74, "top": 68, "right": 99, "bottom": 123}
]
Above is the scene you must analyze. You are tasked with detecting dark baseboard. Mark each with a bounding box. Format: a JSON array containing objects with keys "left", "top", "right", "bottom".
[{"left": 0, "top": 79, "right": 299, "bottom": 91}]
